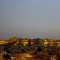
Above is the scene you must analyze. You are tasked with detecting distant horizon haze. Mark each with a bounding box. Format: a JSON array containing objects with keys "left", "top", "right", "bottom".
[
  {"left": 0, "top": 32, "right": 60, "bottom": 39},
  {"left": 0, "top": 0, "right": 60, "bottom": 39}
]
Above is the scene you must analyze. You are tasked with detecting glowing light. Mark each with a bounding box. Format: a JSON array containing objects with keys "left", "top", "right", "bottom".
[
  {"left": 22, "top": 39, "right": 29, "bottom": 46},
  {"left": 44, "top": 40, "right": 48, "bottom": 45},
  {"left": 24, "top": 53, "right": 32, "bottom": 57},
  {"left": 23, "top": 42, "right": 28, "bottom": 46},
  {"left": 44, "top": 40, "right": 48, "bottom": 47},
  {"left": 0, "top": 40, "right": 8, "bottom": 44}
]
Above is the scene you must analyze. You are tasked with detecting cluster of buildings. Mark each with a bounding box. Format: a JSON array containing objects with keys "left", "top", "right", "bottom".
[
  {"left": 0, "top": 37, "right": 60, "bottom": 47},
  {"left": 0, "top": 37, "right": 60, "bottom": 60},
  {"left": 6, "top": 37, "right": 60, "bottom": 47}
]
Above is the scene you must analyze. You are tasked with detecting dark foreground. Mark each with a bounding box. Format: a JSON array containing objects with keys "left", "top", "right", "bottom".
[{"left": 0, "top": 46, "right": 60, "bottom": 60}]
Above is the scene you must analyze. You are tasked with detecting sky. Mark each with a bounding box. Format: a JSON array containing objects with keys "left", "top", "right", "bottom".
[{"left": 0, "top": 0, "right": 60, "bottom": 39}]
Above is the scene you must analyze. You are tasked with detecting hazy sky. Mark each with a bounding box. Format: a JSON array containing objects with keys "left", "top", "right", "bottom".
[{"left": 0, "top": 0, "right": 60, "bottom": 39}]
